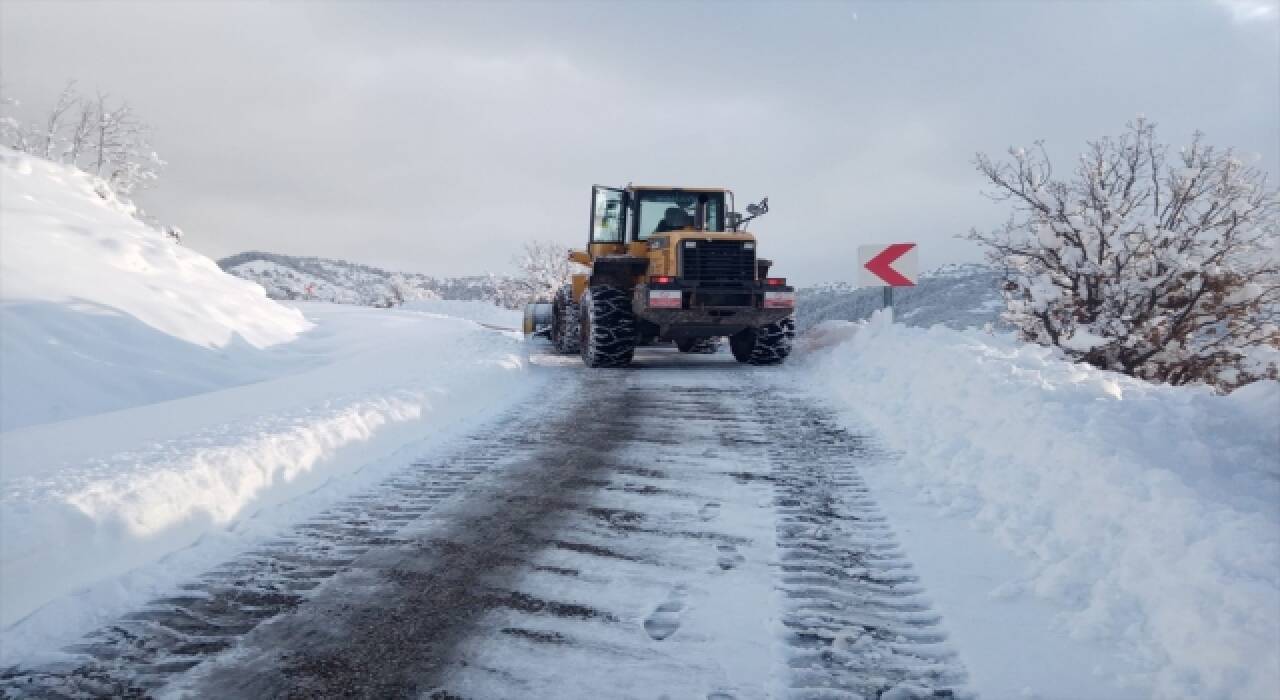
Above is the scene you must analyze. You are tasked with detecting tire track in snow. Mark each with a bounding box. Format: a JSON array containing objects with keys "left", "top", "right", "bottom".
[
  {"left": 0, "top": 383, "right": 576, "bottom": 699},
  {"left": 753, "top": 384, "right": 968, "bottom": 699},
  {"left": 2, "top": 351, "right": 969, "bottom": 699}
]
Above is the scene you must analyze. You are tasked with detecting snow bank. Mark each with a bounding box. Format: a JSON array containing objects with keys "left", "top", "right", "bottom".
[
  {"left": 796, "top": 314, "right": 1280, "bottom": 699},
  {"left": 400, "top": 298, "right": 521, "bottom": 329},
  {"left": 0, "top": 303, "right": 543, "bottom": 662},
  {"left": 0, "top": 148, "right": 311, "bottom": 429}
]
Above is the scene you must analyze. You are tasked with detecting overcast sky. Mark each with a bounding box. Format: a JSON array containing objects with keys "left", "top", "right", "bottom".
[{"left": 2, "top": 0, "right": 1277, "bottom": 284}]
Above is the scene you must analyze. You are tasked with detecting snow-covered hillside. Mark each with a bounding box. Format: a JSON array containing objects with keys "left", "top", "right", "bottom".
[
  {"left": 797, "top": 263, "right": 1006, "bottom": 332},
  {"left": 792, "top": 315, "right": 1280, "bottom": 699},
  {"left": 220, "top": 251, "right": 525, "bottom": 310},
  {"left": 0, "top": 151, "right": 547, "bottom": 664},
  {"left": 0, "top": 148, "right": 311, "bottom": 429}
]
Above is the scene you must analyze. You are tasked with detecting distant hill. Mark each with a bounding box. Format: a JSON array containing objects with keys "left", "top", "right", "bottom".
[
  {"left": 796, "top": 264, "right": 1007, "bottom": 331},
  {"left": 219, "top": 252, "right": 524, "bottom": 309},
  {"left": 221, "top": 252, "right": 1007, "bottom": 331}
]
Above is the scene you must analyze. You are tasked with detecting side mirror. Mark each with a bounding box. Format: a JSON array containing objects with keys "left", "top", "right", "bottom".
[{"left": 735, "top": 196, "right": 769, "bottom": 230}]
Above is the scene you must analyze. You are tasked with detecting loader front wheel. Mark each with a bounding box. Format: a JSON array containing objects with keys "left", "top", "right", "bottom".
[
  {"left": 580, "top": 285, "right": 636, "bottom": 368},
  {"left": 551, "top": 284, "right": 580, "bottom": 354},
  {"left": 730, "top": 317, "right": 794, "bottom": 365}
]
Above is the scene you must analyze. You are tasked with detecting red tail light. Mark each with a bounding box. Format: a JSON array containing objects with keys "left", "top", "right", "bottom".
[
  {"left": 650, "top": 276, "right": 675, "bottom": 285},
  {"left": 765, "top": 277, "right": 787, "bottom": 286}
]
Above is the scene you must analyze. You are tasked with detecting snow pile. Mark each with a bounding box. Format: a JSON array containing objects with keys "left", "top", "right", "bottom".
[
  {"left": 0, "top": 148, "right": 311, "bottom": 429},
  {"left": 400, "top": 298, "right": 522, "bottom": 329},
  {"left": 796, "top": 314, "right": 1280, "bottom": 699},
  {"left": 0, "top": 303, "right": 542, "bottom": 661}
]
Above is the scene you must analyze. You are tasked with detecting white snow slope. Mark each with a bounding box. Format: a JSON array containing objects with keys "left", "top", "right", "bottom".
[
  {"left": 0, "top": 147, "right": 312, "bottom": 429},
  {"left": 794, "top": 313, "right": 1280, "bottom": 700},
  {"left": 400, "top": 298, "right": 522, "bottom": 329},
  {"left": 0, "top": 150, "right": 544, "bottom": 665}
]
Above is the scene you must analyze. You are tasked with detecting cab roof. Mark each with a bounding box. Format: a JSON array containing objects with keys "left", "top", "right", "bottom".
[{"left": 626, "top": 185, "right": 730, "bottom": 194}]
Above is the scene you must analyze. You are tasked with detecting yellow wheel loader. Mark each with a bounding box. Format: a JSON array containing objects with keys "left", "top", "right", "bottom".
[{"left": 527, "top": 185, "right": 795, "bottom": 368}]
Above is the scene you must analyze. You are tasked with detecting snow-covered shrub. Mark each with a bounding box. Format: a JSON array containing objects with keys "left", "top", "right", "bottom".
[
  {"left": 0, "top": 82, "right": 163, "bottom": 197},
  {"left": 511, "top": 239, "right": 578, "bottom": 304},
  {"left": 970, "top": 118, "right": 1279, "bottom": 390}
]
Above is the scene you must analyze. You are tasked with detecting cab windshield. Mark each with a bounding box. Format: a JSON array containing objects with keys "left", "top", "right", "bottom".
[{"left": 634, "top": 191, "right": 725, "bottom": 240}]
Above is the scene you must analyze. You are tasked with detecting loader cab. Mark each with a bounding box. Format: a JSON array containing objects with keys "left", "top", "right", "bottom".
[
  {"left": 633, "top": 190, "right": 726, "bottom": 240},
  {"left": 590, "top": 186, "right": 728, "bottom": 248}
]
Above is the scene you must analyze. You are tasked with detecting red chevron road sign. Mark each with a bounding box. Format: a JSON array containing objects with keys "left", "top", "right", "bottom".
[{"left": 858, "top": 243, "right": 918, "bottom": 287}]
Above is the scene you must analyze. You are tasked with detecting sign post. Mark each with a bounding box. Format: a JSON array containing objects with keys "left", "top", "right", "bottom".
[{"left": 858, "top": 243, "right": 918, "bottom": 317}]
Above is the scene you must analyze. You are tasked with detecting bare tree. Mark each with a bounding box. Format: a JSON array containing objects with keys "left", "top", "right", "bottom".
[
  {"left": 970, "top": 118, "right": 1279, "bottom": 390},
  {"left": 512, "top": 240, "right": 576, "bottom": 305},
  {"left": 85, "top": 93, "right": 162, "bottom": 194},
  {"left": 91, "top": 92, "right": 124, "bottom": 178},
  {"left": 40, "top": 81, "right": 78, "bottom": 161},
  {"left": 64, "top": 98, "right": 96, "bottom": 167}
]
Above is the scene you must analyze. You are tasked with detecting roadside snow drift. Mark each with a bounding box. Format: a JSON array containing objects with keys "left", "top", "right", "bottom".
[
  {"left": 796, "top": 314, "right": 1280, "bottom": 699},
  {"left": 1, "top": 304, "right": 541, "bottom": 663},
  {"left": 0, "top": 149, "right": 545, "bottom": 662},
  {"left": 0, "top": 147, "right": 311, "bottom": 429}
]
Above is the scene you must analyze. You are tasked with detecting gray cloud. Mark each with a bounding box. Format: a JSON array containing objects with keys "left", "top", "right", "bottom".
[{"left": 3, "top": 0, "right": 1276, "bottom": 284}]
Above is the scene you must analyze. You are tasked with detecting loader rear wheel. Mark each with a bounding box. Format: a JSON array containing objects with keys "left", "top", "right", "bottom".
[
  {"left": 730, "top": 317, "right": 794, "bottom": 365},
  {"left": 676, "top": 337, "right": 721, "bottom": 354},
  {"left": 551, "top": 285, "right": 580, "bottom": 354},
  {"left": 579, "top": 285, "right": 636, "bottom": 368}
]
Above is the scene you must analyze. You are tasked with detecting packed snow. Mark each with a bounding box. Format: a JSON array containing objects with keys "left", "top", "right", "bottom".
[
  {"left": 793, "top": 312, "right": 1280, "bottom": 699},
  {"left": 400, "top": 298, "right": 522, "bottom": 329},
  {"left": 0, "top": 147, "right": 311, "bottom": 429}
]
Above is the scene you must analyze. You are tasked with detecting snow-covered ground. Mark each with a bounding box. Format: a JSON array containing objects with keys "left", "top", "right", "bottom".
[
  {"left": 7, "top": 145, "right": 1278, "bottom": 697},
  {"left": 400, "top": 298, "right": 522, "bottom": 329},
  {"left": 0, "top": 149, "right": 545, "bottom": 665},
  {"left": 0, "top": 147, "right": 312, "bottom": 430},
  {"left": 791, "top": 313, "right": 1280, "bottom": 700},
  {"left": 0, "top": 304, "right": 543, "bottom": 663}
]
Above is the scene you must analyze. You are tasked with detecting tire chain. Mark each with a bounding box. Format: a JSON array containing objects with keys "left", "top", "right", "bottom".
[
  {"left": 580, "top": 285, "right": 636, "bottom": 368},
  {"left": 552, "top": 284, "right": 581, "bottom": 355},
  {"left": 746, "top": 317, "right": 795, "bottom": 365}
]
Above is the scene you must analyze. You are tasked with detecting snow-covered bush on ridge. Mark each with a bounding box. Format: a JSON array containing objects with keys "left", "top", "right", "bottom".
[
  {"left": 970, "top": 118, "right": 1279, "bottom": 390},
  {"left": 0, "top": 81, "right": 163, "bottom": 197},
  {"left": 511, "top": 239, "right": 579, "bottom": 304}
]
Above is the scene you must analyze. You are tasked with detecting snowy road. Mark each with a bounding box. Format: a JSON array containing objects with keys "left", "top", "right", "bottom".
[{"left": 2, "top": 348, "right": 966, "bottom": 699}]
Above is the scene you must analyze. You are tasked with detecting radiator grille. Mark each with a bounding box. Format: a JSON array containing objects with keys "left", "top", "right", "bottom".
[{"left": 680, "top": 241, "right": 756, "bottom": 282}]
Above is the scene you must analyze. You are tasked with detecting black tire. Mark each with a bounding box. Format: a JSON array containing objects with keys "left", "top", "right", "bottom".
[
  {"left": 730, "top": 317, "right": 794, "bottom": 365},
  {"left": 579, "top": 285, "right": 636, "bottom": 368},
  {"left": 551, "top": 285, "right": 580, "bottom": 354},
  {"left": 676, "top": 337, "right": 721, "bottom": 354}
]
